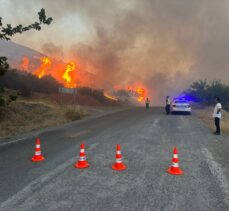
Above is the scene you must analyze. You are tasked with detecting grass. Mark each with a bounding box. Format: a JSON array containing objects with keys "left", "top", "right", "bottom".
[
  {"left": 193, "top": 106, "right": 229, "bottom": 134},
  {"left": 0, "top": 100, "right": 88, "bottom": 139},
  {"left": 65, "top": 106, "right": 88, "bottom": 121}
]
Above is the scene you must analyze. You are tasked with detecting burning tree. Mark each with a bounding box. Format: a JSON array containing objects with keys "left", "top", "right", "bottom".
[{"left": 0, "top": 8, "right": 53, "bottom": 106}]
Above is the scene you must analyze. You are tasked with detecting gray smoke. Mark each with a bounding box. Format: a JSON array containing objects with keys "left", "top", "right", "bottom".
[
  {"left": 1, "top": 0, "right": 229, "bottom": 104},
  {"left": 41, "top": 42, "right": 64, "bottom": 60}
]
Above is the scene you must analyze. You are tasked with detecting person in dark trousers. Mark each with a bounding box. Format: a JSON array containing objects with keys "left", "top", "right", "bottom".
[
  {"left": 145, "top": 97, "right": 150, "bottom": 109},
  {"left": 213, "top": 97, "right": 222, "bottom": 135},
  {"left": 165, "top": 96, "right": 171, "bottom": 114}
]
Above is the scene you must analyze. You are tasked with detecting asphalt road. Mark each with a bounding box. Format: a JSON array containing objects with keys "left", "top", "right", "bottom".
[{"left": 1, "top": 107, "right": 229, "bottom": 211}]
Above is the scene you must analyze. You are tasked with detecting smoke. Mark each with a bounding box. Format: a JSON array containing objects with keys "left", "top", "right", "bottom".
[
  {"left": 1, "top": 0, "right": 229, "bottom": 104},
  {"left": 41, "top": 42, "right": 64, "bottom": 60}
]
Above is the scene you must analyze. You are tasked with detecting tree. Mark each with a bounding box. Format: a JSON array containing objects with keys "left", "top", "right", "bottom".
[
  {"left": 0, "top": 8, "right": 53, "bottom": 106},
  {"left": 0, "top": 8, "right": 53, "bottom": 74},
  {"left": 0, "top": 57, "right": 9, "bottom": 76},
  {"left": 0, "top": 8, "right": 52, "bottom": 40},
  {"left": 184, "top": 80, "right": 229, "bottom": 111}
]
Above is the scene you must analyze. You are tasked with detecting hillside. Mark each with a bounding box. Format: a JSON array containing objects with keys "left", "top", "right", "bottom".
[
  {"left": 0, "top": 89, "right": 123, "bottom": 139},
  {"left": 0, "top": 40, "right": 44, "bottom": 68}
]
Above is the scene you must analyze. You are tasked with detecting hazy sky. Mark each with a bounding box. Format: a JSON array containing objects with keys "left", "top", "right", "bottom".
[{"left": 1, "top": 0, "right": 229, "bottom": 102}]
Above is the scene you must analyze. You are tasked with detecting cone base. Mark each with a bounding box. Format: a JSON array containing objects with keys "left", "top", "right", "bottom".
[
  {"left": 167, "top": 167, "right": 183, "bottom": 175},
  {"left": 75, "top": 161, "right": 89, "bottom": 169},
  {"left": 112, "top": 163, "right": 127, "bottom": 171},
  {"left": 31, "top": 156, "right": 45, "bottom": 162}
]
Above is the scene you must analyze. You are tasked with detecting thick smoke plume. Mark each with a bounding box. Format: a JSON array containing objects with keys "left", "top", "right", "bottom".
[{"left": 1, "top": 0, "right": 229, "bottom": 104}]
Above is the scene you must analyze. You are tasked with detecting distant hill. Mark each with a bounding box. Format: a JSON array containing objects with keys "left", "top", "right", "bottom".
[{"left": 0, "top": 40, "right": 44, "bottom": 68}]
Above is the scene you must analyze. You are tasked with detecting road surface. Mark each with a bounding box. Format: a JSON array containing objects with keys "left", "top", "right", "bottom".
[{"left": 1, "top": 107, "right": 229, "bottom": 211}]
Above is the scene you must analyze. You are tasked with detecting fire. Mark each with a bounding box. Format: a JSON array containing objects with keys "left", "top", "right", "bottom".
[
  {"left": 104, "top": 93, "right": 118, "bottom": 101},
  {"left": 21, "top": 55, "right": 79, "bottom": 88},
  {"left": 33, "top": 57, "right": 51, "bottom": 79},
  {"left": 116, "top": 84, "right": 148, "bottom": 103},
  {"left": 20, "top": 56, "right": 30, "bottom": 71},
  {"left": 136, "top": 87, "right": 146, "bottom": 102},
  {"left": 62, "top": 62, "right": 76, "bottom": 88},
  {"left": 127, "top": 86, "right": 146, "bottom": 102}
]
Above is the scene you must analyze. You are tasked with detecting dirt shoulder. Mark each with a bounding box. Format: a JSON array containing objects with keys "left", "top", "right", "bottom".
[{"left": 193, "top": 106, "right": 229, "bottom": 134}]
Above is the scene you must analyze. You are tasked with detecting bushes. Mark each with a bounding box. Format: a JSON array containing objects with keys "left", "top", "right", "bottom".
[
  {"left": 0, "top": 69, "right": 62, "bottom": 95},
  {"left": 184, "top": 80, "right": 229, "bottom": 111},
  {"left": 0, "top": 69, "right": 109, "bottom": 104},
  {"left": 19, "top": 85, "right": 32, "bottom": 98},
  {"left": 64, "top": 107, "right": 87, "bottom": 121},
  {"left": 0, "top": 97, "right": 4, "bottom": 107},
  {"left": 65, "top": 109, "right": 81, "bottom": 121},
  {"left": 9, "top": 94, "right": 18, "bottom": 101},
  {"left": 0, "top": 87, "right": 18, "bottom": 107}
]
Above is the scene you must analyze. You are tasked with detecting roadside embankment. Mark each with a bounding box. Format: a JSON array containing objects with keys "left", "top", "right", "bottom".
[
  {"left": 193, "top": 106, "right": 229, "bottom": 134},
  {"left": 0, "top": 100, "right": 88, "bottom": 138},
  {"left": 0, "top": 90, "right": 125, "bottom": 139}
]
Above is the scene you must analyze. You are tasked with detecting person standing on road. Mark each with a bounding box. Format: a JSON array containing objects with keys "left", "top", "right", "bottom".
[
  {"left": 213, "top": 97, "right": 222, "bottom": 135},
  {"left": 145, "top": 97, "right": 150, "bottom": 109},
  {"left": 165, "top": 96, "right": 171, "bottom": 114}
]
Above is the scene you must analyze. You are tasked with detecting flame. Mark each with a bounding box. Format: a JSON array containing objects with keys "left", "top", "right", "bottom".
[
  {"left": 20, "top": 56, "right": 30, "bottom": 71},
  {"left": 62, "top": 61, "right": 76, "bottom": 88},
  {"left": 115, "top": 84, "right": 148, "bottom": 103},
  {"left": 104, "top": 93, "right": 118, "bottom": 101},
  {"left": 127, "top": 86, "right": 146, "bottom": 102},
  {"left": 136, "top": 87, "right": 146, "bottom": 102},
  {"left": 22, "top": 56, "right": 79, "bottom": 88},
  {"left": 33, "top": 57, "right": 51, "bottom": 79}
]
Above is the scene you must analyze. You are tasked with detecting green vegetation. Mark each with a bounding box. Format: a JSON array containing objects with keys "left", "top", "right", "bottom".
[{"left": 184, "top": 80, "right": 229, "bottom": 111}]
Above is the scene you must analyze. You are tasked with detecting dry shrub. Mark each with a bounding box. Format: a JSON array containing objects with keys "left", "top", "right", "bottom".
[
  {"left": 194, "top": 107, "right": 229, "bottom": 134},
  {"left": 65, "top": 107, "right": 87, "bottom": 121},
  {"left": 0, "top": 101, "right": 88, "bottom": 138},
  {"left": 221, "top": 110, "right": 229, "bottom": 133}
]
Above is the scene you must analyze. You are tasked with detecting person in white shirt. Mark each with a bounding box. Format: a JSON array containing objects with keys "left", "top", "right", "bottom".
[{"left": 213, "top": 97, "right": 222, "bottom": 135}]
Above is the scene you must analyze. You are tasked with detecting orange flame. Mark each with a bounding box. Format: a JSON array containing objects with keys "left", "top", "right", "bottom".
[
  {"left": 136, "top": 87, "right": 146, "bottom": 102},
  {"left": 116, "top": 84, "right": 147, "bottom": 103},
  {"left": 104, "top": 93, "right": 118, "bottom": 101},
  {"left": 20, "top": 56, "right": 30, "bottom": 71},
  {"left": 62, "top": 61, "right": 76, "bottom": 88},
  {"left": 33, "top": 57, "right": 51, "bottom": 79}
]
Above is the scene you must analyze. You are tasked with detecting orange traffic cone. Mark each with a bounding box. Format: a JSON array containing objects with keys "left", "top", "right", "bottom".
[
  {"left": 112, "top": 144, "right": 127, "bottom": 171},
  {"left": 31, "top": 138, "right": 45, "bottom": 162},
  {"left": 167, "top": 147, "right": 183, "bottom": 175},
  {"left": 74, "top": 143, "right": 89, "bottom": 169}
]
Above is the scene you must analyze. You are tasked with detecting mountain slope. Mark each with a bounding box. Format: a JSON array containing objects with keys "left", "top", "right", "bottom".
[{"left": 0, "top": 40, "right": 44, "bottom": 66}]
